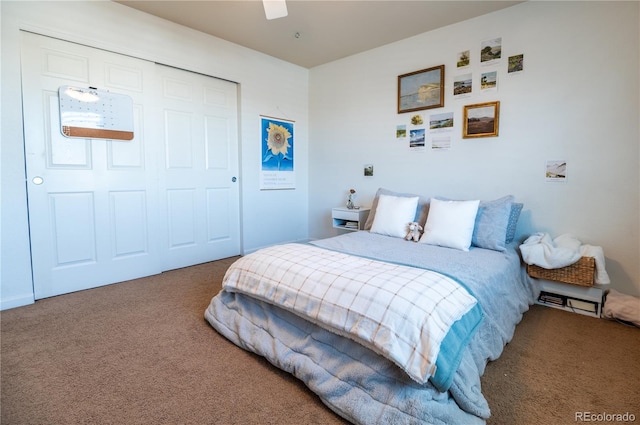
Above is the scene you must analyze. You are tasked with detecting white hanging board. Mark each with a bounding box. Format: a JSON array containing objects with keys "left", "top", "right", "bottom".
[{"left": 58, "top": 85, "right": 134, "bottom": 140}]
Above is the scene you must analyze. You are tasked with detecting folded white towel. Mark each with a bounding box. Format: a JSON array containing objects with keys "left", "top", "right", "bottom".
[
  {"left": 580, "top": 245, "right": 610, "bottom": 284},
  {"left": 520, "top": 232, "right": 610, "bottom": 285},
  {"left": 554, "top": 233, "right": 582, "bottom": 253},
  {"left": 520, "top": 232, "right": 582, "bottom": 269}
]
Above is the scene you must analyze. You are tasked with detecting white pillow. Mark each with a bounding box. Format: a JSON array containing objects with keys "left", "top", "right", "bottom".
[
  {"left": 369, "top": 194, "right": 419, "bottom": 238},
  {"left": 419, "top": 198, "right": 480, "bottom": 251}
]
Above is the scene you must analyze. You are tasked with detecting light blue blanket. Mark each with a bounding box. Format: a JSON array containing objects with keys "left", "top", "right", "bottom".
[{"left": 205, "top": 232, "right": 538, "bottom": 424}]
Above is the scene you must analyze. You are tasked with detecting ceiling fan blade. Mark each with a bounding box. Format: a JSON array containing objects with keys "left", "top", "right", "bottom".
[{"left": 263, "top": 0, "right": 288, "bottom": 20}]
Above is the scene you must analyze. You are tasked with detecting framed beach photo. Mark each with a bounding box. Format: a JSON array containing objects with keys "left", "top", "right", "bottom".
[
  {"left": 463, "top": 101, "right": 500, "bottom": 138},
  {"left": 398, "top": 65, "right": 445, "bottom": 114}
]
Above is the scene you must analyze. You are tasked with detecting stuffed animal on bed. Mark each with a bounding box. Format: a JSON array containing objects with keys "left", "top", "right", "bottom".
[{"left": 404, "top": 222, "right": 423, "bottom": 242}]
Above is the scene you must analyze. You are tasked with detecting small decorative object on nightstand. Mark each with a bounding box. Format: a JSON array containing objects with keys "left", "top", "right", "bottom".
[
  {"left": 332, "top": 207, "right": 370, "bottom": 231},
  {"left": 346, "top": 189, "right": 356, "bottom": 209}
]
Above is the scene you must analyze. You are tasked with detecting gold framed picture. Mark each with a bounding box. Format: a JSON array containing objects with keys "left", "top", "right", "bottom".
[
  {"left": 397, "top": 65, "right": 445, "bottom": 114},
  {"left": 463, "top": 101, "right": 500, "bottom": 138}
]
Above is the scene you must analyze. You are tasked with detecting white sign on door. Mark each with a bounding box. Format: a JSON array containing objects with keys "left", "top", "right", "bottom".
[{"left": 59, "top": 85, "right": 134, "bottom": 140}]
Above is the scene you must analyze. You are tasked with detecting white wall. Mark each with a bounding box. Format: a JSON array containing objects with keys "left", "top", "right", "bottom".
[
  {"left": 3, "top": 1, "right": 639, "bottom": 308},
  {"left": 0, "top": 1, "right": 309, "bottom": 309},
  {"left": 309, "top": 2, "right": 640, "bottom": 296}
]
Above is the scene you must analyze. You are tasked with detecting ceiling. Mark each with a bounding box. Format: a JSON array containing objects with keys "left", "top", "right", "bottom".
[{"left": 115, "top": 0, "right": 522, "bottom": 68}]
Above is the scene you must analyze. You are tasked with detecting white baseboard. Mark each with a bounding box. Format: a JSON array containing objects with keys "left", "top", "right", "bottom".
[{"left": 1, "top": 294, "right": 35, "bottom": 311}]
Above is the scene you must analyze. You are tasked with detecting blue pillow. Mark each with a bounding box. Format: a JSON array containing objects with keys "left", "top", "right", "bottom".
[
  {"left": 505, "top": 202, "right": 523, "bottom": 244},
  {"left": 471, "top": 195, "right": 514, "bottom": 251}
]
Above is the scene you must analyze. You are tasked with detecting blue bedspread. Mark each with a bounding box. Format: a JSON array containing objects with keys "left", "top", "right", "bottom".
[{"left": 205, "top": 232, "right": 538, "bottom": 424}]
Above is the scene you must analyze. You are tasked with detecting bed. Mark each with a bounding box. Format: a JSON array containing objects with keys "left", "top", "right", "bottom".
[{"left": 205, "top": 189, "right": 538, "bottom": 424}]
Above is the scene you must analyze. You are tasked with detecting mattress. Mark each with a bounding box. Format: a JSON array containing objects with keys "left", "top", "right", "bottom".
[{"left": 205, "top": 231, "right": 538, "bottom": 424}]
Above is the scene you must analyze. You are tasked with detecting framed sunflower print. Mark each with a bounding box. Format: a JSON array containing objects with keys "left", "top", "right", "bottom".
[
  {"left": 260, "top": 115, "right": 295, "bottom": 189},
  {"left": 398, "top": 65, "right": 445, "bottom": 114}
]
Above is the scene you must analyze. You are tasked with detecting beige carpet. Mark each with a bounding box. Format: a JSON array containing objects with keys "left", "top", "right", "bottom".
[{"left": 2, "top": 258, "right": 638, "bottom": 425}]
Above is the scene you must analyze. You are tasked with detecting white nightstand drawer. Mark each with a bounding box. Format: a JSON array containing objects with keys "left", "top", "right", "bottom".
[
  {"left": 333, "top": 209, "right": 360, "bottom": 221},
  {"left": 331, "top": 207, "right": 370, "bottom": 231}
]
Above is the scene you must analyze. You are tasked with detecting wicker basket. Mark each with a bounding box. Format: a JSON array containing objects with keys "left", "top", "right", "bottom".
[{"left": 527, "top": 256, "right": 596, "bottom": 287}]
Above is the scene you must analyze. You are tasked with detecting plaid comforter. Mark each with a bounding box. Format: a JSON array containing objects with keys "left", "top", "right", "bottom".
[{"left": 221, "top": 243, "right": 479, "bottom": 385}]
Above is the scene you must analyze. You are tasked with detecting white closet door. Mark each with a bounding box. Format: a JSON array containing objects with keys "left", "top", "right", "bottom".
[
  {"left": 156, "top": 64, "right": 240, "bottom": 271},
  {"left": 21, "top": 32, "right": 240, "bottom": 299}
]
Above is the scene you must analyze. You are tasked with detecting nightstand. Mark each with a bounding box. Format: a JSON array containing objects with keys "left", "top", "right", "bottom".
[
  {"left": 332, "top": 207, "right": 370, "bottom": 231},
  {"left": 534, "top": 279, "right": 604, "bottom": 318}
]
